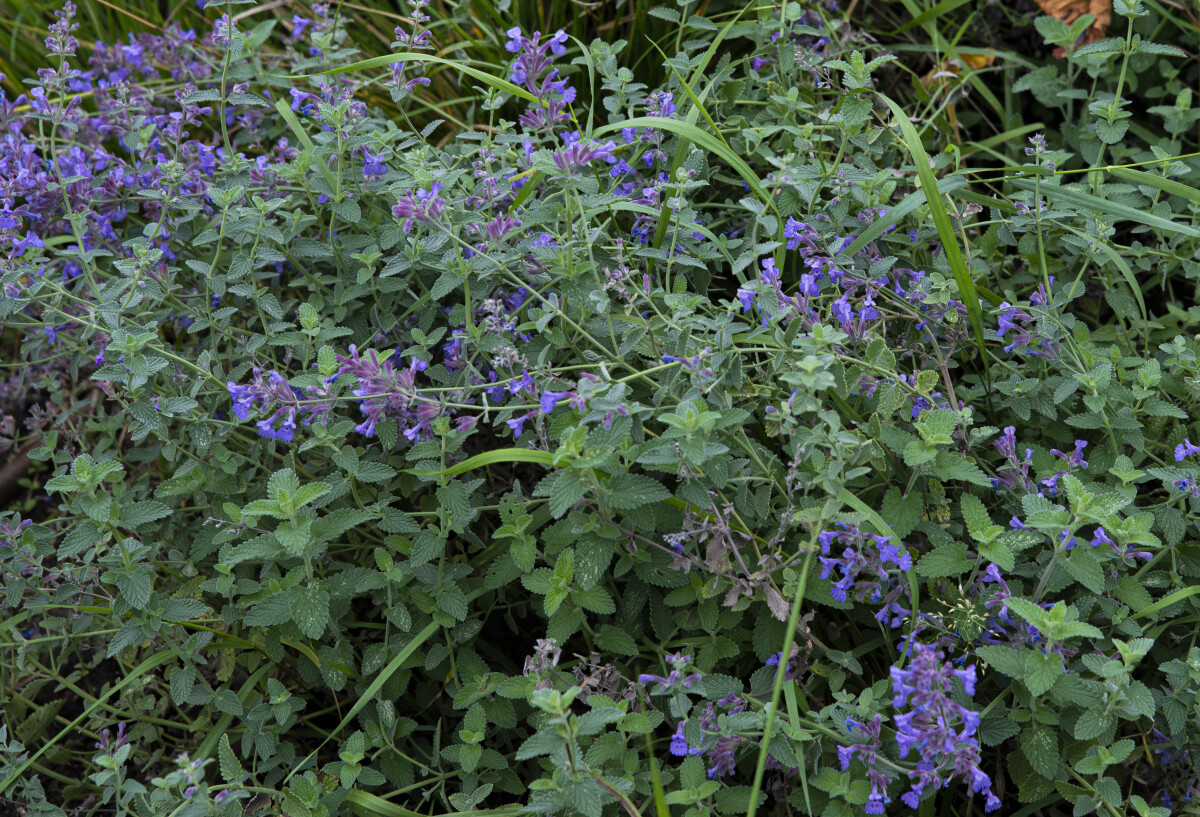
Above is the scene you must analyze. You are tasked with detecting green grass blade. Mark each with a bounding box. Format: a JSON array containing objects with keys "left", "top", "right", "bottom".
[
  {"left": 895, "top": 0, "right": 974, "bottom": 34},
  {"left": 1090, "top": 238, "right": 1147, "bottom": 321},
  {"left": 307, "top": 52, "right": 536, "bottom": 103},
  {"left": 1009, "top": 177, "right": 1200, "bottom": 238},
  {"left": 0, "top": 650, "right": 175, "bottom": 795},
  {"left": 964, "top": 122, "right": 1045, "bottom": 153},
  {"left": 1131, "top": 584, "right": 1200, "bottom": 620},
  {"left": 1108, "top": 166, "right": 1200, "bottom": 206},
  {"left": 405, "top": 448, "right": 556, "bottom": 477},
  {"left": 593, "top": 116, "right": 767, "bottom": 202},
  {"left": 837, "top": 176, "right": 967, "bottom": 259},
  {"left": 744, "top": 545, "right": 815, "bottom": 817},
  {"left": 195, "top": 665, "right": 272, "bottom": 763},
  {"left": 507, "top": 169, "right": 544, "bottom": 214},
  {"left": 274, "top": 99, "right": 340, "bottom": 195},
  {"left": 283, "top": 609, "right": 463, "bottom": 785},
  {"left": 879, "top": 94, "right": 988, "bottom": 364}
]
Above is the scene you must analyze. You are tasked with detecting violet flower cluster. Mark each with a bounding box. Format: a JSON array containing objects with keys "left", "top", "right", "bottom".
[
  {"left": 890, "top": 644, "right": 1000, "bottom": 812},
  {"left": 818, "top": 523, "right": 911, "bottom": 627},
  {"left": 838, "top": 716, "right": 894, "bottom": 814}
]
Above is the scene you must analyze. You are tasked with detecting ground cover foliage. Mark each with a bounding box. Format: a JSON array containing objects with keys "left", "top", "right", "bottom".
[{"left": 1, "top": 0, "right": 1200, "bottom": 814}]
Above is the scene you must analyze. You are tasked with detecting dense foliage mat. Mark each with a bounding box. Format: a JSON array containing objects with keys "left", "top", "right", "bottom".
[{"left": 1, "top": 0, "right": 1200, "bottom": 815}]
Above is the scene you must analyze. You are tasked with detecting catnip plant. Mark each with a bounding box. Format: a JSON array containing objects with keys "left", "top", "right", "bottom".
[{"left": 0, "top": 0, "right": 1197, "bottom": 815}]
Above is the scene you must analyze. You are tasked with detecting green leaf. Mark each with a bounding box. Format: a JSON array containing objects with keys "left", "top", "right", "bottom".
[
  {"left": 245, "top": 592, "right": 293, "bottom": 627},
  {"left": 1020, "top": 726, "right": 1060, "bottom": 779},
  {"left": 1024, "top": 649, "right": 1063, "bottom": 696},
  {"left": 268, "top": 468, "right": 301, "bottom": 502},
  {"left": 597, "top": 624, "right": 640, "bottom": 656},
  {"left": 554, "top": 549, "right": 574, "bottom": 585},
  {"left": 111, "top": 568, "right": 152, "bottom": 609},
  {"left": 915, "top": 542, "right": 972, "bottom": 578},
  {"left": 293, "top": 482, "right": 332, "bottom": 507},
  {"left": 606, "top": 473, "right": 671, "bottom": 510},
  {"left": 356, "top": 462, "right": 397, "bottom": 484},
  {"left": 573, "top": 586, "right": 616, "bottom": 614},
  {"left": 916, "top": 408, "right": 958, "bottom": 443},
  {"left": 933, "top": 451, "right": 993, "bottom": 486},
  {"left": 120, "top": 500, "right": 172, "bottom": 528},
  {"left": 291, "top": 585, "right": 330, "bottom": 640},
  {"left": 218, "top": 734, "right": 243, "bottom": 783},
  {"left": 1073, "top": 708, "right": 1115, "bottom": 741},
  {"left": 880, "top": 487, "right": 923, "bottom": 539},
  {"left": 436, "top": 481, "right": 472, "bottom": 519},
  {"left": 960, "top": 493, "right": 994, "bottom": 543},
  {"left": 1064, "top": 547, "right": 1106, "bottom": 594},
  {"left": 275, "top": 517, "right": 313, "bottom": 556},
  {"left": 1004, "top": 597, "right": 1050, "bottom": 631},
  {"left": 978, "top": 540, "right": 1015, "bottom": 572},
  {"left": 538, "top": 470, "right": 586, "bottom": 519},
  {"left": 976, "top": 646, "right": 1026, "bottom": 679}
]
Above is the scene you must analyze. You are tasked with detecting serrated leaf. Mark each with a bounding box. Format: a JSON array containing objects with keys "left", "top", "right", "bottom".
[
  {"left": 244, "top": 592, "right": 293, "bottom": 627},
  {"left": 960, "top": 493, "right": 993, "bottom": 543},
  {"left": 111, "top": 568, "right": 152, "bottom": 609},
  {"left": 597, "top": 624, "right": 639, "bottom": 656},
  {"left": 1064, "top": 547, "right": 1105, "bottom": 594},
  {"left": 267, "top": 468, "right": 301, "bottom": 502},
  {"left": 291, "top": 585, "right": 330, "bottom": 639},
  {"left": 976, "top": 646, "right": 1026, "bottom": 679},
  {"left": 916, "top": 542, "right": 971, "bottom": 578},
  {"left": 120, "top": 500, "right": 172, "bottom": 528},
  {"left": 880, "top": 487, "right": 922, "bottom": 539},
  {"left": 356, "top": 462, "right": 397, "bottom": 484},
  {"left": 606, "top": 473, "right": 671, "bottom": 510},
  {"left": 1020, "top": 726, "right": 1060, "bottom": 779},
  {"left": 539, "top": 470, "right": 586, "bottom": 518},
  {"left": 218, "top": 734, "right": 243, "bottom": 783},
  {"left": 1025, "top": 649, "right": 1063, "bottom": 697}
]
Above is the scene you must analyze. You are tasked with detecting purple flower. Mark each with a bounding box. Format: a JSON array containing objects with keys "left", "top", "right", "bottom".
[
  {"left": 751, "top": 56, "right": 771, "bottom": 71},
  {"left": 506, "top": 412, "right": 533, "bottom": 438},
  {"left": 1176, "top": 438, "right": 1200, "bottom": 461},
  {"left": 1050, "top": 439, "right": 1088, "bottom": 470},
  {"left": 392, "top": 183, "right": 446, "bottom": 231},
  {"left": 890, "top": 645, "right": 997, "bottom": 811},
  {"left": 995, "top": 302, "right": 1020, "bottom": 337},
  {"left": 12, "top": 231, "right": 44, "bottom": 257},
  {"left": 669, "top": 722, "right": 701, "bottom": 756},
  {"left": 539, "top": 390, "right": 569, "bottom": 414},
  {"left": 289, "top": 88, "right": 318, "bottom": 115},
  {"left": 361, "top": 148, "right": 387, "bottom": 178},
  {"left": 817, "top": 524, "right": 911, "bottom": 622},
  {"left": 1175, "top": 477, "right": 1200, "bottom": 498},
  {"left": 1040, "top": 470, "right": 1065, "bottom": 496},
  {"left": 291, "top": 15, "right": 313, "bottom": 39},
  {"left": 504, "top": 26, "right": 523, "bottom": 52},
  {"left": 551, "top": 139, "right": 617, "bottom": 173},
  {"left": 736, "top": 288, "right": 755, "bottom": 312}
]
